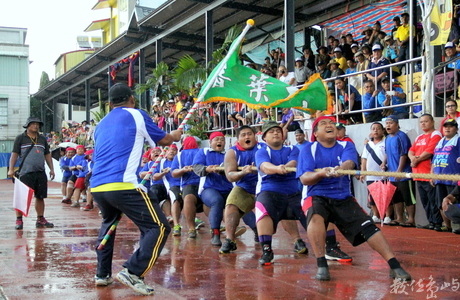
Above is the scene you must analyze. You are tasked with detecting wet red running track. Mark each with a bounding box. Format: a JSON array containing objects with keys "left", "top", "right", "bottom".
[{"left": 0, "top": 179, "right": 459, "bottom": 299}]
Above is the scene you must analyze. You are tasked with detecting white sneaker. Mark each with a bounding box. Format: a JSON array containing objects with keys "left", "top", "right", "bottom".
[
  {"left": 95, "top": 275, "right": 114, "bottom": 286},
  {"left": 383, "top": 217, "right": 392, "bottom": 225},
  {"left": 70, "top": 201, "right": 80, "bottom": 207},
  {"left": 116, "top": 268, "right": 154, "bottom": 295},
  {"left": 372, "top": 216, "right": 381, "bottom": 223}
]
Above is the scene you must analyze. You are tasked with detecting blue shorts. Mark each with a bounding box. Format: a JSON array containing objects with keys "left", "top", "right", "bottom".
[{"left": 62, "top": 175, "right": 71, "bottom": 183}]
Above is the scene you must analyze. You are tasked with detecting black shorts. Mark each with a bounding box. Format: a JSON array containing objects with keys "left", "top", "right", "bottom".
[
  {"left": 169, "top": 186, "right": 183, "bottom": 206},
  {"left": 304, "top": 195, "right": 376, "bottom": 246},
  {"left": 182, "top": 184, "right": 203, "bottom": 213},
  {"left": 68, "top": 174, "right": 77, "bottom": 183},
  {"left": 20, "top": 171, "right": 48, "bottom": 199},
  {"left": 150, "top": 184, "right": 168, "bottom": 203},
  {"left": 255, "top": 191, "right": 306, "bottom": 230},
  {"left": 390, "top": 180, "right": 415, "bottom": 206}
]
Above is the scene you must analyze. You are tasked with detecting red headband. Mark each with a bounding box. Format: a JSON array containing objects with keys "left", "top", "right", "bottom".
[
  {"left": 209, "top": 131, "right": 224, "bottom": 141},
  {"left": 311, "top": 116, "right": 335, "bottom": 142}
]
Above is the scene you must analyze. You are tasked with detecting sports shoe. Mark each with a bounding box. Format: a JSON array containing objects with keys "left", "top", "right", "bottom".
[
  {"left": 211, "top": 233, "right": 222, "bottom": 246},
  {"left": 71, "top": 201, "right": 80, "bottom": 207},
  {"left": 172, "top": 224, "right": 181, "bottom": 236},
  {"left": 383, "top": 217, "right": 392, "bottom": 225},
  {"left": 234, "top": 226, "right": 247, "bottom": 238},
  {"left": 166, "top": 216, "right": 174, "bottom": 225},
  {"left": 325, "top": 244, "right": 352, "bottom": 262},
  {"left": 81, "top": 196, "right": 87, "bottom": 203},
  {"left": 188, "top": 229, "right": 197, "bottom": 239},
  {"left": 259, "top": 247, "right": 274, "bottom": 266},
  {"left": 437, "top": 226, "right": 452, "bottom": 232},
  {"left": 315, "top": 267, "right": 331, "bottom": 281},
  {"left": 95, "top": 275, "right": 114, "bottom": 286},
  {"left": 390, "top": 267, "right": 411, "bottom": 281},
  {"left": 36, "top": 217, "right": 54, "bottom": 228},
  {"left": 82, "top": 204, "right": 94, "bottom": 211},
  {"left": 61, "top": 198, "right": 72, "bottom": 204},
  {"left": 294, "top": 239, "right": 308, "bottom": 254},
  {"left": 219, "top": 238, "right": 237, "bottom": 254},
  {"left": 15, "top": 219, "right": 23, "bottom": 230},
  {"left": 116, "top": 268, "right": 154, "bottom": 295},
  {"left": 372, "top": 215, "right": 381, "bottom": 223},
  {"left": 220, "top": 225, "right": 226, "bottom": 232},
  {"left": 195, "top": 218, "right": 205, "bottom": 230}
]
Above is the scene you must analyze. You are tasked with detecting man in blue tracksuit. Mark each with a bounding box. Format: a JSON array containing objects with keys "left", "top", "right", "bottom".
[{"left": 91, "top": 83, "right": 181, "bottom": 295}]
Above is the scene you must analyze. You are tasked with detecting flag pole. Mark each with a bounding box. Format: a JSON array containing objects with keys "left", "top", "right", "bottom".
[
  {"left": 178, "top": 19, "right": 254, "bottom": 130},
  {"left": 141, "top": 19, "right": 254, "bottom": 181},
  {"left": 97, "top": 20, "right": 255, "bottom": 250}
]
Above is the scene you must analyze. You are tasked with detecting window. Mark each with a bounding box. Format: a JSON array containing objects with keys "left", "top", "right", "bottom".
[{"left": 0, "top": 98, "right": 7, "bottom": 125}]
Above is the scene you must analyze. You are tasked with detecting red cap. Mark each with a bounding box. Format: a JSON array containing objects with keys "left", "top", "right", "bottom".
[
  {"left": 76, "top": 145, "right": 85, "bottom": 149},
  {"left": 170, "top": 144, "right": 178, "bottom": 149},
  {"left": 311, "top": 116, "right": 335, "bottom": 142},
  {"left": 84, "top": 149, "right": 94, "bottom": 156},
  {"left": 209, "top": 131, "right": 224, "bottom": 141},
  {"left": 152, "top": 147, "right": 161, "bottom": 151},
  {"left": 66, "top": 147, "right": 75, "bottom": 152},
  {"left": 183, "top": 136, "right": 198, "bottom": 150}
]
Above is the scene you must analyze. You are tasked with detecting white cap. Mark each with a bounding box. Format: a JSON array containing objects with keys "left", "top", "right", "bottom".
[
  {"left": 333, "top": 47, "right": 342, "bottom": 52},
  {"left": 295, "top": 57, "right": 303, "bottom": 62},
  {"left": 445, "top": 41, "right": 455, "bottom": 48},
  {"left": 372, "top": 44, "right": 382, "bottom": 51},
  {"left": 351, "top": 43, "right": 358, "bottom": 48}
]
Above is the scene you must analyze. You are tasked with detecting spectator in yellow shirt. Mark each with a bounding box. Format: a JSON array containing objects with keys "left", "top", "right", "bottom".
[{"left": 333, "top": 47, "right": 347, "bottom": 72}]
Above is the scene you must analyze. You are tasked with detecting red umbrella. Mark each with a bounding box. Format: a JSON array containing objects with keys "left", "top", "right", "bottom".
[{"left": 367, "top": 180, "right": 396, "bottom": 225}]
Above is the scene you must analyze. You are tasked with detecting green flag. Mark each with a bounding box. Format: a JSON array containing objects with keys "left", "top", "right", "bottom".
[{"left": 199, "top": 40, "right": 331, "bottom": 113}]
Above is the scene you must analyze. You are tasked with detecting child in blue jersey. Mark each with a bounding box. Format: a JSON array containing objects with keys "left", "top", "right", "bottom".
[
  {"left": 171, "top": 136, "right": 202, "bottom": 238},
  {"left": 297, "top": 116, "right": 411, "bottom": 282},
  {"left": 220, "top": 126, "right": 261, "bottom": 254},
  {"left": 82, "top": 150, "right": 95, "bottom": 211},
  {"left": 71, "top": 147, "right": 92, "bottom": 207},
  {"left": 139, "top": 147, "right": 162, "bottom": 194},
  {"left": 192, "top": 131, "right": 233, "bottom": 247},
  {"left": 384, "top": 115, "right": 415, "bottom": 226},
  {"left": 67, "top": 145, "right": 86, "bottom": 206},
  {"left": 151, "top": 145, "right": 182, "bottom": 232},
  {"left": 90, "top": 83, "right": 182, "bottom": 295},
  {"left": 254, "top": 121, "right": 307, "bottom": 266},
  {"left": 60, "top": 147, "right": 75, "bottom": 203},
  {"left": 140, "top": 146, "right": 175, "bottom": 224}
]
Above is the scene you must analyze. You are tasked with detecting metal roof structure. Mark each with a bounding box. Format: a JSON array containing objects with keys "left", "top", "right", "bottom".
[{"left": 33, "top": 0, "right": 382, "bottom": 115}]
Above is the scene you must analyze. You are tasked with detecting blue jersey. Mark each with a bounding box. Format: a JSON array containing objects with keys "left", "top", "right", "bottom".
[
  {"left": 255, "top": 145, "right": 299, "bottom": 194},
  {"left": 60, "top": 156, "right": 73, "bottom": 177},
  {"left": 297, "top": 141, "right": 358, "bottom": 200},
  {"left": 377, "top": 86, "right": 407, "bottom": 114},
  {"left": 231, "top": 143, "right": 262, "bottom": 194},
  {"left": 70, "top": 154, "right": 86, "bottom": 176},
  {"left": 171, "top": 148, "right": 201, "bottom": 187},
  {"left": 91, "top": 107, "right": 166, "bottom": 191},
  {"left": 193, "top": 148, "right": 233, "bottom": 194},
  {"left": 160, "top": 158, "right": 181, "bottom": 189},
  {"left": 385, "top": 130, "right": 412, "bottom": 182},
  {"left": 77, "top": 159, "right": 90, "bottom": 178},
  {"left": 141, "top": 161, "right": 164, "bottom": 186},
  {"left": 432, "top": 135, "right": 460, "bottom": 185}
]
